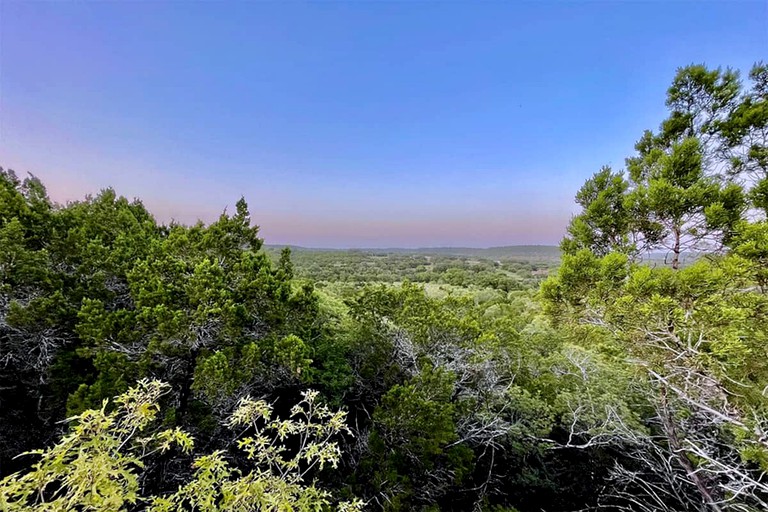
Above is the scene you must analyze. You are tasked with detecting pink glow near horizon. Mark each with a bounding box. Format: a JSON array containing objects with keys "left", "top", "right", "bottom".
[{"left": 27, "top": 169, "right": 569, "bottom": 248}]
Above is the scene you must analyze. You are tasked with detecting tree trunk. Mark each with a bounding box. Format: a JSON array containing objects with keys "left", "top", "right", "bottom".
[{"left": 672, "top": 227, "right": 681, "bottom": 270}]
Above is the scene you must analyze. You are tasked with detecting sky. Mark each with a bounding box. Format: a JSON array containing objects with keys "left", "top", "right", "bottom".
[{"left": 1, "top": 1, "right": 766, "bottom": 248}]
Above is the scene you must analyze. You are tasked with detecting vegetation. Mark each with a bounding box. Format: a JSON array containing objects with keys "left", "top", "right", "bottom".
[
  {"left": 265, "top": 247, "right": 556, "bottom": 292},
  {"left": 1, "top": 61, "right": 766, "bottom": 511},
  {"left": 0, "top": 380, "right": 362, "bottom": 511}
]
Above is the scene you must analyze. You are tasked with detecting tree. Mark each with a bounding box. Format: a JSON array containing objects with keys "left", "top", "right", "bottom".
[
  {"left": 277, "top": 247, "right": 294, "bottom": 280},
  {"left": 565, "top": 65, "right": 760, "bottom": 268},
  {"left": 0, "top": 380, "right": 192, "bottom": 511},
  {"left": 561, "top": 166, "right": 639, "bottom": 257},
  {"left": 0, "top": 380, "right": 362, "bottom": 512},
  {"left": 627, "top": 135, "right": 742, "bottom": 268},
  {"left": 544, "top": 63, "right": 768, "bottom": 511},
  {"left": 661, "top": 64, "right": 741, "bottom": 156},
  {"left": 0, "top": 169, "right": 61, "bottom": 470},
  {"left": 0, "top": 175, "right": 342, "bottom": 480},
  {"left": 543, "top": 251, "right": 768, "bottom": 510},
  {"left": 720, "top": 63, "right": 768, "bottom": 214}
]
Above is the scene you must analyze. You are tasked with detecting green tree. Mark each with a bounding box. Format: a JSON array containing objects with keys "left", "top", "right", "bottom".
[
  {"left": 561, "top": 166, "right": 640, "bottom": 257},
  {"left": 627, "top": 134, "right": 743, "bottom": 268},
  {"left": 0, "top": 381, "right": 362, "bottom": 512},
  {"left": 565, "top": 65, "right": 761, "bottom": 268}
]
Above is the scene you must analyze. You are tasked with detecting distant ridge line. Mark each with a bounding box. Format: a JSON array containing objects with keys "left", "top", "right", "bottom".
[
  {"left": 265, "top": 244, "right": 559, "bottom": 251},
  {"left": 264, "top": 244, "right": 561, "bottom": 260}
]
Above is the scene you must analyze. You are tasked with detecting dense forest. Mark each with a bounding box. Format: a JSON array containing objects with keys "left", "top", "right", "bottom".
[
  {"left": 264, "top": 247, "right": 557, "bottom": 291},
  {"left": 1, "top": 62, "right": 767, "bottom": 511}
]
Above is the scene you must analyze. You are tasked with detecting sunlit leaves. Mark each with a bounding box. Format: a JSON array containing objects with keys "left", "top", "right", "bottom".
[{"left": 1, "top": 381, "right": 361, "bottom": 512}]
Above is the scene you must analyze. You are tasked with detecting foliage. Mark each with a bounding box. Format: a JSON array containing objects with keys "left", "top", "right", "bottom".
[
  {"left": 3, "top": 61, "right": 768, "bottom": 511},
  {"left": 0, "top": 381, "right": 361, "bottom": 512},
  {"left": 0, "top": 380, "right": 192, "bottom": 511},
  {"left": 545, "top": 61, "right": 768, "bottom": 511}
]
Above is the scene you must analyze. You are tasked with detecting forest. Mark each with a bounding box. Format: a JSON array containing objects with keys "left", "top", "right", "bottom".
[
  {"left": 1, "top": 62, "right": 767, "bottom": 511},
  {"left": 264, "top": 246, "right": 558, "bottom": 292}
]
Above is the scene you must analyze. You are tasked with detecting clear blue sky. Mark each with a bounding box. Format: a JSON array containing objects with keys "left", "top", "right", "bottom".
[{"left": 1, "top": 1, "right": 766, "bottom": 247}]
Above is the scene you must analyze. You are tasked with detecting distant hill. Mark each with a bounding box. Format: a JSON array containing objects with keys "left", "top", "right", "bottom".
[{"left": 265, "top": 244, "right": 561, "bottom": 261}]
